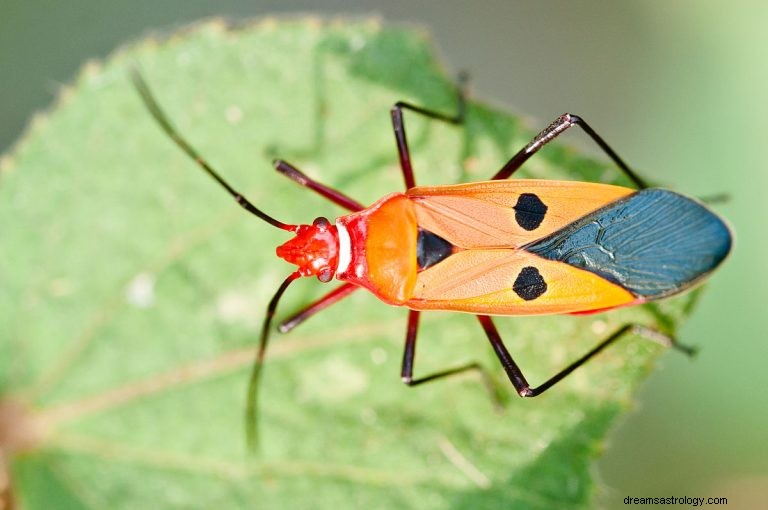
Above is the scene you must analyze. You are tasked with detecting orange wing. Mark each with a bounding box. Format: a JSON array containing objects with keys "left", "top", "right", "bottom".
[
  {"left": 405, "top": 249, "right": 636, "bottom": 315},
  {"left": 406, "top": 180, "right": 633, "bottom": 248}
]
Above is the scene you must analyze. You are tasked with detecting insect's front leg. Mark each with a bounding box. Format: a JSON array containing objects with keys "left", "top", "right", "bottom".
[
  {"left": 272, "top": 159, "right": 364, "bottom": 212},
  {"left": 277, "top": 282, "right": 360, "bottom": 333}
]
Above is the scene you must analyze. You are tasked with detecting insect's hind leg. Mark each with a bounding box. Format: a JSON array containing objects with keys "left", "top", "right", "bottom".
[
  {"left": 477, "top": 316, "right": 695, "bottom": 397},
  {"left": 491, "top": 113, "right": 648, "bottom": 189},
  {"left": 391, "top": 72, "right": 468, "bottom": 189},
  {"left": 400, "top": 310, "right": 503, "bottom": 408}
]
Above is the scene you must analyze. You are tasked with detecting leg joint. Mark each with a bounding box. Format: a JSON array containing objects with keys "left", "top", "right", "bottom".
[{"left": 518, "top": 386, "right": 535, "bottom": 398}]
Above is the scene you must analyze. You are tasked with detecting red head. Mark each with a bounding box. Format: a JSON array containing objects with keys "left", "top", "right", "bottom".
[{"left": 276, "top": 217, "right": 339, "bottom": 282}]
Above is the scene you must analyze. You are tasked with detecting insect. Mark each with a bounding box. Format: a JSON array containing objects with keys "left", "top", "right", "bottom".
[{"left": 131, "top": 70, "right": 731, "bottom": 447}]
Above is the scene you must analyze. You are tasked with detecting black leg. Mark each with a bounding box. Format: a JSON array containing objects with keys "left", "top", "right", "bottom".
[
  {"left": 491, "top": 113, "right": 648, "bottom": 189},
  {"left": 400, "top": 310, "right": 502, "bottom": 408},
  {"left": 273, "top": 159, "right": 365, "bottom": 212},
  {"left": 476, "top": 315, "right": 694, "bottom": 397},
  {"left": 391, "top": 72, "right": 468, "bottom": 189}
]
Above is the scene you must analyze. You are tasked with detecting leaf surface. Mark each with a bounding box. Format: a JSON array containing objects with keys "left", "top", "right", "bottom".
[{"left": 0, "top": 19, "right": 697, "bottom": 509}]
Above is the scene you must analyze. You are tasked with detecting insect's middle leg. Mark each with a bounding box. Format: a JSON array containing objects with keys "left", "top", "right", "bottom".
[
  {"left": 476, "top": 315, "right": 695, "bottom": 397},
  {"left": 391, "top": 72, "right": 468, "bottom": 189},
  {"left": 400, "top": 310, "right": 502, "bottom": 407}
]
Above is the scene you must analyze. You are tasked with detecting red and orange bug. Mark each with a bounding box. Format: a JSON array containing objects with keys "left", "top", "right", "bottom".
[{"left": 131, "top": 70, "right": 731, "bottom": 447}]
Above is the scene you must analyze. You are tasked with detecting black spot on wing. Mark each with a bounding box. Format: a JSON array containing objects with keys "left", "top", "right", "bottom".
[
  {"left": 513, "top": 193, "right": 548, "bottom": 231},
  {"left": 525, "top": 189, "right": 731, "bottom": 298},
  {"left": 417, "top": 228, "right": 455, "bottom": 270},
  {"left": 513, "top": 266, "right": 547, "bottom": 300}
]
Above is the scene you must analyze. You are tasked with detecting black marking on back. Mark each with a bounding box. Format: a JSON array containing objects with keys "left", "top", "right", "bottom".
[
  {"left": 513, "top": 266, "right": 547, "bottom": 301},
  {"left": 525, "top": 189, "right": 732, "bottom": 298},
  {"left": 513, "top": 193, "right": 548, "bottom": 231},
  {"left": 417, "top": 228, "right": 455, "bottom": 270}
]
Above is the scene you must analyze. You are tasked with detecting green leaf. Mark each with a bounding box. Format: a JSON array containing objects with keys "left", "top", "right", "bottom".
[{"left": 1, "top": 19, "right": 699, "bottom": 509}]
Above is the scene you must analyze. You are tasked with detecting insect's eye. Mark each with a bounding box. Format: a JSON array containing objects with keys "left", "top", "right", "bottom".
[
  {"left": 317, "top": 267, "right": 333, "bottom": 283},
  {"left": 313, "top": 217, "right": 331, "bottom": 230}
]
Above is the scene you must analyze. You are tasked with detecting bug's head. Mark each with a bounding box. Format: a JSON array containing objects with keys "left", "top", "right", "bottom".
[{"left": 276, "top": 217, "right": 339, "bottom": 282}]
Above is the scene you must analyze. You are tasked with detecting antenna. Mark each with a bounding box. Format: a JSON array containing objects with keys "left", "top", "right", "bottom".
[{"left": 130, "top": 68, "right": 296, "bottom": 232}]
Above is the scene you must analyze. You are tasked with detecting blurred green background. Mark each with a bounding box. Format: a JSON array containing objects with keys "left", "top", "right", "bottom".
[{"left": 2, "top": 1, "right": 765, "bottom": 508}]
